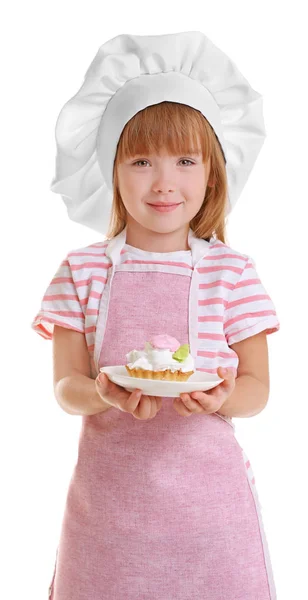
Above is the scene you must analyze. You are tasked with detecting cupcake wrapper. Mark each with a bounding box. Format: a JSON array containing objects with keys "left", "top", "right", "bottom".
[{"left": 125, "top": 366, "right": 194, "bottom": 381}]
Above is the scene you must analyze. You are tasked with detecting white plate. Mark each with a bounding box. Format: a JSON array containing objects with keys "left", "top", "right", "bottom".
[{"left": 100, "top": 366, "right": 223, "bottom": 397}]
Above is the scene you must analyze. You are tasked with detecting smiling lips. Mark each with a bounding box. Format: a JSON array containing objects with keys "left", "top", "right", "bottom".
[{"left": 147, "top": 203, "right": 182, "bottom": 213}]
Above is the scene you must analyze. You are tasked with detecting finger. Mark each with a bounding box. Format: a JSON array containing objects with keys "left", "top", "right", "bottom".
[
  {"left": 140, "top": 396, "right": 162, "bottom": 419},
  {"left": 150, "top": 396, "right": 160, "bottom": 418},
  {"left": 174, "top": 397, "right": 193, "bottom": 416},
  {"left": 190, "top": 391, "right": 209, "bottom": 402},
  {"left": 206, "top": 369, "right": 235, "bottom": 399},
  {"left": 217, "top": 374, "right": 236, "bottom": 397},
  {"left": 97, "top": 373, "right": 127, "bottom": 399},
  {"left": 131, "top": 394, "right": 163, "bottom": 420},
  {"left": 217, "top": 367, "right": 236, "bottom": 385},
  {"left": 154, "top": 396, "right": 163, "bottom": 412},
  {"left": 180, "top": 393, "right": 204, "bottom": 413},
  {"left": 133, "top": 395, "right": 152, "bottom": 420},
  {"left": 189, "top": 391, "right": 216, "bottom": 410},
  {"left": 140, "top": 396, "right": 157, "bottom": 420},
  {"left": 96, "top": 374, "right": 126, "bottom": 406},
  {"left": 125, "top": 388, "right": 144, "bottom": 413}
]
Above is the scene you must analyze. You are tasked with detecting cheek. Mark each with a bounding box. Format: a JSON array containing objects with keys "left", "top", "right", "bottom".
[
  {"left": 119, "top": 179, "right": 142, "bottom": 210},
  {"left": 121, "top": 195, "right": 147, "bottom": 223},
  {"left": 121, "top": 198, "right": 138, "bottom": 219},
  {"left": 186, "top": 196, "right": 205, "bottom": 217},
  {"left": 128, "top": 178, "right": 149, "bottom": 203}
]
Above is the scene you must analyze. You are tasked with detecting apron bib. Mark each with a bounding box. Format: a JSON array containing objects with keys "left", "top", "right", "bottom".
[{"left": 49, "top": 231, "right": 277, "bottom": 600}]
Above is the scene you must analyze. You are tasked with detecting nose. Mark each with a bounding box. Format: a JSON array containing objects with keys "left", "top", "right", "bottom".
[
  {"left": 156, "top": 188, "right": 174, "bottom": 194},
  {"left": 153, "top": 181, "right": 175, "bottom": 194},
  {"left": 152, "top": 165, "right": 176, "bottom": 194}
]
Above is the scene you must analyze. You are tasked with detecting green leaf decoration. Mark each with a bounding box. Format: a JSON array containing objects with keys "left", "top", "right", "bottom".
[{"left": 172, "top": 344, "right": 190, "bottom": 362}]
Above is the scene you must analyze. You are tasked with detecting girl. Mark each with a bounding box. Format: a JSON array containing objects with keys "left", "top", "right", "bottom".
[{"left": 31, "top": 32, "right": 280, "bottom": 599}]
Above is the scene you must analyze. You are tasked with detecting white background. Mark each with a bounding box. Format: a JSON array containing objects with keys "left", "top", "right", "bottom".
[{"left": 2, "top": 2, "right": 307, "bottom": 598}]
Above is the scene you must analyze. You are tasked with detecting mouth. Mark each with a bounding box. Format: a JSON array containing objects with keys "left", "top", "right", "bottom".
[{"left": 147, "top": 202, "right": 182, "bottom": 213}]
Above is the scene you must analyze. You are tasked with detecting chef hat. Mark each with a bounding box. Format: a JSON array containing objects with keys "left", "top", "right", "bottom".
[{"left": 50, "top": 31, "right": 266, "bottom": 236}]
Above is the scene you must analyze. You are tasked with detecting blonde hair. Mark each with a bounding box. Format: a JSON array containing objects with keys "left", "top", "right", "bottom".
[{"left": 106, "top": 101, "right": 229, "bottom": 243}]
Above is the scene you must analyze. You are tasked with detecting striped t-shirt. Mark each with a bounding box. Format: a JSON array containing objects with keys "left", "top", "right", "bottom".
[{"left": 31, "top": 237, "right": 280, "bottom": 375}]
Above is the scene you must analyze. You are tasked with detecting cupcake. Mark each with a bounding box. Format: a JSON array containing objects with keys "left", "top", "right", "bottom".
[{"left": 125, "top": 334, "right": 194, "bottom": 381}]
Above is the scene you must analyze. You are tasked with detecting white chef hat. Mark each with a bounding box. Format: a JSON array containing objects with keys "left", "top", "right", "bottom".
[{"left": 50, "top": 31, "right": 266, "bottom": 236}]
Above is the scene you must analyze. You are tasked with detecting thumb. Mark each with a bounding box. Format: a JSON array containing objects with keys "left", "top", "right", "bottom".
[
  {"left": 217, "top": 367, "right": 231, "bottom": 379},
  {"left": 97, "top": 372, "right": 109, "bottom": 390}
]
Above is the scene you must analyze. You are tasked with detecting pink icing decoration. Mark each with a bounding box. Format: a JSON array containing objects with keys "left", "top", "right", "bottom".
[{"left": 149, "top": 334, "right": 180, "bottom": 352}]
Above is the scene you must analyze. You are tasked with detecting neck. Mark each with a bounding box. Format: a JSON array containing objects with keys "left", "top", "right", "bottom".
[{"left": 125, "top": 222, "right": 191, "bottom": 252}]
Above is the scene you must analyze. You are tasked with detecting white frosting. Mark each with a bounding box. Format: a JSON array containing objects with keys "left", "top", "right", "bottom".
[{"left": 126, "top": 341, "right": 194, "bottom": 373}]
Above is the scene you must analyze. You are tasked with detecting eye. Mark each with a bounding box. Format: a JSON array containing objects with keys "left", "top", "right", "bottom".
[
  {"left": 179, "top": 159, "right": 195, "bottom": 166},
  {"left": 132, "top": 160, "right": 149, "bottom": 167}
]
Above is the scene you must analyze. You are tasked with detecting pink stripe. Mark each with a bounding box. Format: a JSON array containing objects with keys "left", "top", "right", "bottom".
[
  {"left": 234, "top": 278, "right": 261, "bottom": 289},
  {"left": 44, "top": 294, "right": 79, "bottom": 301},
  {"left": 91, "top": 275, "right": 108, "bottom": 283},
  {"left": 120, "top": 248, "right": 136, "bottom": 255},
  {"left": 32, "top": 324, "right": 50, "bottom": 339},
  {"left": 122, "top": 259, "right": 193, "bottom": 269},
  {"left": 227, "top": 322, "right": 279, "bottom": 340},
  {"left": 75, "top": 276, "right": 108, "bottom": 286},
  {"left": 198, "top": 298, "right": 226, "bottom": 307},
  {"left": 68, "top": 250, "right": 108, "bottom": 257},
  {"left": 44, "top": 291, "right": 89, "bottom": 309},
  {"left": 70, "top": 261, "right": 112, "bottom": 271},
  {"left": 246, "top": 460, "right": 250, "bottom": 469},
  {"left": 51, "top": 276, "right": 107, "bottom": 288},
  {"left": 197, "top": 265, "right": 243, "bottom": 274},
  {"left": 51, "top": 277, "right": 74, "bottom": 284},
  {"left": 199, "top": 279, "right": 234, "bottom": 290},
  {"left": 46, "top": 309, "right": 84, "bottom": 318},
  {"left": 85, "top": 325, "right": 96, "bottom": 334},
  {"left": 204, "top": 253, "right": 247, "bottom": 262},
  {"left": 209, "top": 242, "right": 224, "bottom": 250},
  {"left": 85, "top": 309, "right": 99, "bottom": 316},
  {"left": 198, "top": 333, "right": 226, "bottom": 341},
  {"left": 197, "top": 366, "right": 237, "bottom": 375},
  {"left": 224, "top": 310, "right": 276, "bottom": 329},
  {"left": 197, "top": 350, "right": 235, "bottom": 359},
  {"left": 227, "top": 294, "right": 270, "bottom": 310},
  {"left": 197, "top": 367, "right": 221, "bottom": 374},
  {"left": 198, "top": 315, "right": 224, "bottom": 322},
  {"left": 33, "top": 316, "right": 84, "bottom": 333}
]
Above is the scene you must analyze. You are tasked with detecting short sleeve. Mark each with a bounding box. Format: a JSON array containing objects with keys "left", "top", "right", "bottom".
[
  {"left": 31, "top": 254, "right": 85, "bottom": 340},
  {"left": 223, "top": 256, "right": 280, "bottom": 346}
]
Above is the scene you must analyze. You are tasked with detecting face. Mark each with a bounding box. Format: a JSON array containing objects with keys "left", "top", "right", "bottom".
[{"left": 116, "top": 150, "right": 213, "bottom": 243}]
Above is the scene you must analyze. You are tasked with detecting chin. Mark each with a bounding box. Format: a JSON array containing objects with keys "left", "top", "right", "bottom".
[{"left": 144, "top": 222, "right": 182, "bottom": 234}]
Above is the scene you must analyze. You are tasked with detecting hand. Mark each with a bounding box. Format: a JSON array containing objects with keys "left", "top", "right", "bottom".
[
  {"left": 173, "top": 367, "right": 236, "bottom": 417},
  {"left": 95, "top": 373, "right": 163, "bottom": 420}
]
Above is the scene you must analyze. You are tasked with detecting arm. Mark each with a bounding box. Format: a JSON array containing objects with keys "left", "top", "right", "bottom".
[
  {"left": 55, "top": 373, "right": 111, "bottom": 416},
  {"left": 53, "top": 325, "right": 111, "bottom": 416},
  {"left": 217, "top": 331, "right": 270, "bottom": 418}
]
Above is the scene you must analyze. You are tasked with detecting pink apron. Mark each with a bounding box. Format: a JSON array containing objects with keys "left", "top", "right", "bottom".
[{"left": 49, "top": 240, "right": 277, "bottom": 600}]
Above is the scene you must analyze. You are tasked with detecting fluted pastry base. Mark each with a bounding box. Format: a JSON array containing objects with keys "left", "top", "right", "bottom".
[{"left": 125, "top": 366, "right": 194, "bottom": 381}]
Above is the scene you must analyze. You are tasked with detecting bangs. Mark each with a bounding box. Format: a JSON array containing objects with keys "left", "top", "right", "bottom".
[{"left": 115, "top": 101, "right": 214, "bottom": 165}]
